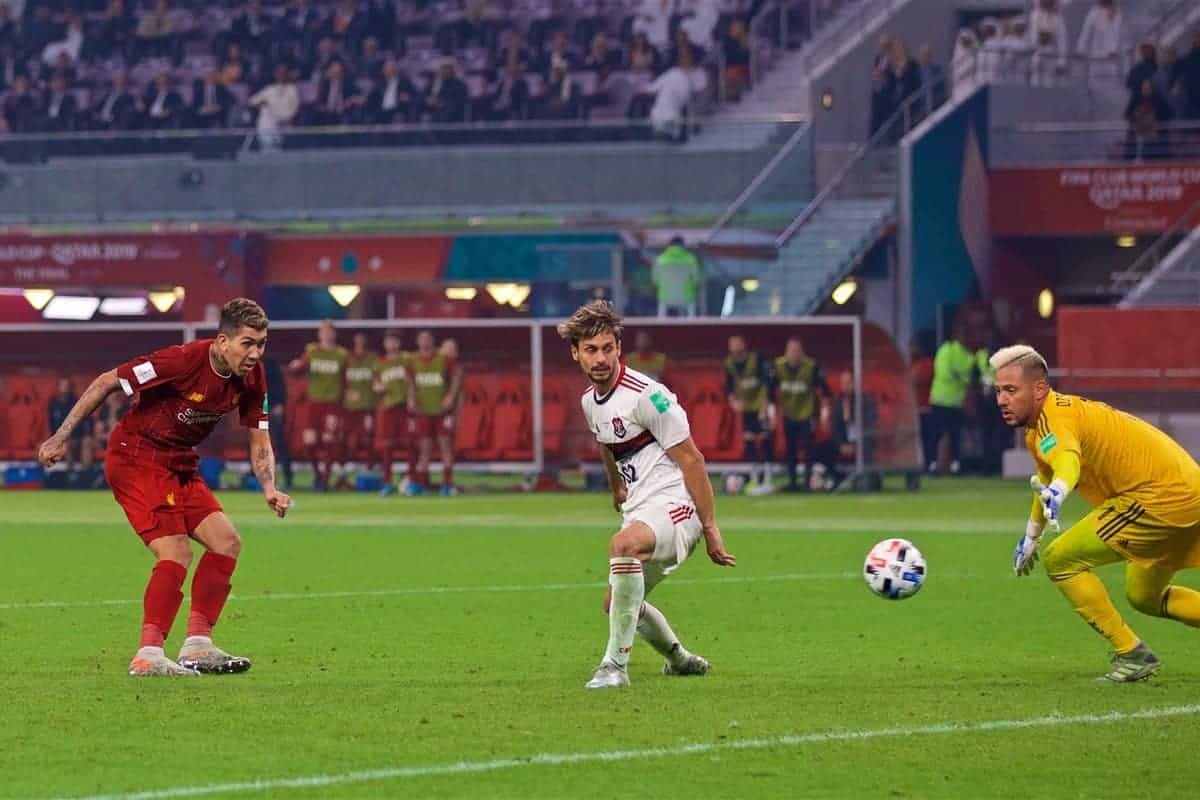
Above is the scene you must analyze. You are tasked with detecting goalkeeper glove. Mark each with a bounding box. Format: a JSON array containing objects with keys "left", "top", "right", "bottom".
[
  {"left": 1030, "top": 476, "right": 1068, "bottom": 534},
  {"left": 1013, "top": 519, "right": 1043, "bottom": 577}
]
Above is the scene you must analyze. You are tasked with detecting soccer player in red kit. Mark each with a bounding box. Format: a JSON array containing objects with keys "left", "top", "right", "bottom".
[{"left": 37, "top": 298, "right": 291, "bottom": 677}]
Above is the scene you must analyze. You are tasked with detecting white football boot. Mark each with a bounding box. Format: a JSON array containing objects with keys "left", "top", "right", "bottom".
[
  {"left": 662, "top": 653, "right": 710, "bottom": 676},
  {"left": 584, "top": 661, "right": 630, "bottom": 689},
  {"left": 128, "top": 647, "right": 200, "bottom": 677},
  {"left": 177, "top": 636, "right": 252, "bottom": 675}
]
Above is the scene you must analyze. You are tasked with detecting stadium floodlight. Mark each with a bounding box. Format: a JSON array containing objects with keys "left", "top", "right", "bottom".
[
  {"left": 23, "top": 288, "right": 54, "bottom": 310},
  {"left": 43, "top": 295, "right": 100, "bottom": 320},
  {"left": 328, "top": 284, "right": 361, "bottom": 307},
  {"left": 741, "top": 279, "right": 760, "bottom": 292},
  {"left": 486, "top": 283, "right": 530, "bottom": 308},
  {"left": 1116, "top": 235, "right": 1137, "bottom": 248},
  {"left": 1038, "top": 289, "right": 1054, "bottom": 319},
  {"left": 445, "top": 287, "right": 478, "bottom": 301},
  {"left": 99, "top": 297, "right": 149, "bottom": 316},
  {"left": 149, "top": 289, "right": 180, "bottom": 313},
  {"left": 831, "top": 279, "right": 858, "bottom": 305}
]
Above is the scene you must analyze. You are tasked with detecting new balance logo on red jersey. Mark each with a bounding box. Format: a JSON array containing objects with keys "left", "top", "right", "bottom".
[{"left": 669, "top": 504, "right": 695, "bottom": 524}]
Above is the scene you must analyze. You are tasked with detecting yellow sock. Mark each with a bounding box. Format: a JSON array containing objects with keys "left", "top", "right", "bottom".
[
  {"left": 1053, "top": 572, "right": 1140, "bottom": 653},
  {"left": 1163, "top": 586, "right": 1200, "bottom": 627}
]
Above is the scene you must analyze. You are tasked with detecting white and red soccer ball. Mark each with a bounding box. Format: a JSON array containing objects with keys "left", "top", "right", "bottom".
[{"left": 863, "top": 538, "right": 926, "bottom": 600}]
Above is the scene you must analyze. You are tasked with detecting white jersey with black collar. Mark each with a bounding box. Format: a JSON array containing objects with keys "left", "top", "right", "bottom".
[{"left": 581, "top": 363, "right": 692, "bottom": 514}]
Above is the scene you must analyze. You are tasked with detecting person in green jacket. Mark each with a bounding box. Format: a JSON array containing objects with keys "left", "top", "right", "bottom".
[
  {"left": 928, "top": 326, "right": 976, "bottom": 474},
  {"left": 652, "top": 237, "right": 702, "bottom": 317}
]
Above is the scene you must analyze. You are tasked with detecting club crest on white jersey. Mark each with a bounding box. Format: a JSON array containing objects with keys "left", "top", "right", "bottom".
[{"left": 581, "top": 364, "right": 693, "bottom": 514}]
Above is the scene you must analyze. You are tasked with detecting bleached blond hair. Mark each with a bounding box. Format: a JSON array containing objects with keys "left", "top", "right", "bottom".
[{"left": 989, "top": 344, "right": 1048, "bottom": 378}]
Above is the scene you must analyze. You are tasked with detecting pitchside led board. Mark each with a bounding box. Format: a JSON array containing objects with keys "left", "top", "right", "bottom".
[{"left": 903, "top": 87, "right": 990, "bottom": 340}]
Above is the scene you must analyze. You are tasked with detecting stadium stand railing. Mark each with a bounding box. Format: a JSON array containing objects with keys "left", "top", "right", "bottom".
[
  {"left": 1114, "top": 197, "right": 1200, "bottom": 308},
  {"left": 992, "top": 121, "right": 1200, "bottom": 166}
]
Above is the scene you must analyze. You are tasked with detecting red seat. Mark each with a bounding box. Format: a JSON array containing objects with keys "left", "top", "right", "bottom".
[
  {"left": 455, "top": 378, "right": 492, "bottom": 459},
  {"left": 492, "top": 378, "right": 532, "bottom": 460}
]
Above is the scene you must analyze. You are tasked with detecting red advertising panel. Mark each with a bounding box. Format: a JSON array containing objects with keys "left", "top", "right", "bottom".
[
  {"left": 991, "top": 164, "right": 1200, "bottom": 235},
  {"left": 0, "top": 232, "right": 259, "bottom": 320},
  {"left": 265, "top": 235, "right": 451, "bottom": 285},
  {"left": 1058, "top": 307, "right": 1200, "bottom": 386}
]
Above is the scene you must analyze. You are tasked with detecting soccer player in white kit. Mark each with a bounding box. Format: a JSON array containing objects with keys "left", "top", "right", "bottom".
[{"left": 557, "top": 301, "right": 737, "bottom": 689}]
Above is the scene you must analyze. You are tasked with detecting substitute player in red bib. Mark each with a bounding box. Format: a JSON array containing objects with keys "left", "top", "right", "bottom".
[{"left": 37, "top": 299, "right": 291, "bottom": 677}]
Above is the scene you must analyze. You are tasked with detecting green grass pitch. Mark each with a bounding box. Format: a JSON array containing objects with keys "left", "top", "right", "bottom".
[{"left": 2, "top": 479, "right": 1199, "bottom": 799}]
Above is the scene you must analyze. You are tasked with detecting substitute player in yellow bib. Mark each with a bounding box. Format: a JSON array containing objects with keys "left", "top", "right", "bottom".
[{"left": 993, "top": 345, "right": 1200, "bottom": 682}]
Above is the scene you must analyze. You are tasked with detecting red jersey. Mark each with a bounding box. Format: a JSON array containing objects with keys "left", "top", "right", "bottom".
[{"left": 112, "top": 339, "right": 269, "bottom": 472}]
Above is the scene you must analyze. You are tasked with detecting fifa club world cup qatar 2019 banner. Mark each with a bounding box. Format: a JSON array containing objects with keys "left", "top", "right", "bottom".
[
  {"left": 0, "top": 232, "right": 263, "bottom": 320},
  {"left": 990, "top": 164, "right": 1200, "bottom": 235}
]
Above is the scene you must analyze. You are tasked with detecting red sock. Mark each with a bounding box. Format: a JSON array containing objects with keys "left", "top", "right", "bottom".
[
  {"left": 187, "top": 552, "right": 238, "bottom": 638},
  {"left": 141, "top": 560, "right": 187, "bottom": 648}
]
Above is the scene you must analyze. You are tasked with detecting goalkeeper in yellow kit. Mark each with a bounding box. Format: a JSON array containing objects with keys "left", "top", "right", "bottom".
[{"left": 992, "top": 345, "right": 1200, "bottom": 682}]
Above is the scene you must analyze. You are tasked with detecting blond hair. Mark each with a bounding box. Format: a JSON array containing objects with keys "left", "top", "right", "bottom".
[
  {"left": 556, "top": 300, "right": 623, "bottom": 347},
  {"left": 989, "top": 344, "right": 1048, "bottom": 378},
  {"left": 219, "top": 297, "right": 269, "bottom": 335}
]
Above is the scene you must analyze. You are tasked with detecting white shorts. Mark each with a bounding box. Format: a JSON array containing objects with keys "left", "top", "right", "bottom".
[{"left": 623, "top": 497, "right": 703, "bottom": 591}]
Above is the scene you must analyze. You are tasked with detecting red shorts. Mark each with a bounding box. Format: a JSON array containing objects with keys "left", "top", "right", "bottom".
[
  {"left": 105, "top": 452, "right": 223, "bottom": 544},
  {"left": 304, "top": 401, "right": 343, "bottom": 434},
  {"left": 410, "top": 413, "right": 454, "bottom": 439},
  {"left": 375, "top": 405, "right": 408, "bottom": 446},
  {"left": 344, "top": 409, "right": 374, "bottom": 436}
]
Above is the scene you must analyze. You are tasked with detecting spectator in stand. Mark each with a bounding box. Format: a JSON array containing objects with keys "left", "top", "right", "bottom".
[
  {"left": 88, "top": 0, "right": 136, "bottom": 63},
  {"left": 1028, "top": 0, "right": 1069, "bottom": 87},
  {"left": 679, "top": 0, "right": 719, "bottom": 59},
  {"left": 424, "top": 58, "right": 469, "bottom": 123},
  {"left": 4, "top": 75, "right": 38, "bottom": 133},
  {"left": 481, "top": 58, "right": 529, "bottom": 121},
  {"left": 539, "top": 57, "right": 581, "bottom": 120},
  {"left": 231, "top": 0, "right": 273, "bottom": 62},
  {"left": 1000, "top": 16, "right": 1030, "bottom": 80},
  {"left": 869, "top": 33, "right": 896, "bottom": 137},
  {"left": 249, "top": 62, "right": 300, "bottom": 149},
  {"left": 143, "top": 71, "right": 184, "bottom": 129},
  {"left": 887, "top": 39, "right": 920, "bottom": 140},
  {"left": 90, "top": 71, "right": 140, "bottom": 131},
  {"left": 0, "top": 41, "right": 27, "bottom": 93},
  {"left": 311, "top": 59, "right": 361, "bottom": 125},
  {"left": 583, "top": 31, "right": 621, "bottom": 76},
  {"left": 39, "top": 70, "right": 77, "bottom": 133},
  {"left": 191, "top": 68, "right": 235, "bottom": 129},
  {"left": 276, "top": 0, "right": 322, "bottom": 67},
  {"left": 1124, "top": 77, "right": 1173, "bottom": 161},
  {"left": 626, "top": 31, "right": 660, "bottom": 73},
  {"left": 25, "top": 5, "right": 58, "bottom": 61},
  {"left": 538, "top": 29, "right": 577, "bottom": 76},
  {"left": 1076, "top": 0, "right": 1123, "bottom": 84},
  {"left": 135, "top": 0, "right": 179, "bottom": 64},
  {"left": 722, "top": 17, "right": 752, "bottom": 101},
  {"left": 42, "top": 9, "right": 84, "bottom": 68},
  {"left": 366, "top": 58, "right": 418, "bottom": 123},
  {"left": 633, "top": 0, "right": 674, "bottom": 53},
  {"left": 0, "top": 4, "right": 15, "bottom": 50},
  {"left": 359, "top": 35, "right": 385, "bottom": 83},
  {"left": 221, "top": 41, "right": 252, "bottom": 86},
  {"left": 914, "top": 43, "right": 946, "bottom": 120},
  {"left": 1161, "top": 46, "right": 1188, "bottom": 120},
  {"left": 492, "top": 28, "right": 532, "bottom": 71},
  {"left": 652, "top": 236, "right": 701, "bottom": 316},
  {"left": 643, "top": 45, "right": 707, "bottom": 141},
  {"left": 1125, "top": 40, "right": 1157, "bottom": 97},
  {"left": 975, "top": 18, "right": 1005, "bottom": 85},
  {"left": 322, "top": 0, "right": 367, "bottom": 55}
]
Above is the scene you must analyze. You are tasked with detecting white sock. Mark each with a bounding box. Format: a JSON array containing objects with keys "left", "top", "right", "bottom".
[
  {"left": 637, "top": 602, "right": 689, "bottom": 666},
  {"left": 137, "top": 646, "right": 165, "bottom": 658},
  {"left": 604, "top": 557, "right": 644, "bottom": 669}
]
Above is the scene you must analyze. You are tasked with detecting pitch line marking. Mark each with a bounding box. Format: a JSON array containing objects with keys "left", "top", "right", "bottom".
[
  {"left": 0, "top": 571, "right": 880, "bottom": 611},
  {"left": 54, "top": 704, "right": 1200, "bottom": 800}
]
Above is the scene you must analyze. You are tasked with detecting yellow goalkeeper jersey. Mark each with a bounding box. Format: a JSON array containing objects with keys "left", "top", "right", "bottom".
[{"left": 1027, "top": 390, "right": 1200, "bottom": 526}]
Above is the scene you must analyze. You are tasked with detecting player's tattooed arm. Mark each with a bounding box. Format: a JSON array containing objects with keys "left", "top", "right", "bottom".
[
  {"left": 38, "top": 369, "right": 121, "bottom": 467},
  {"left": 248, "top": 429, "right": 276, "bottom": 488}
]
